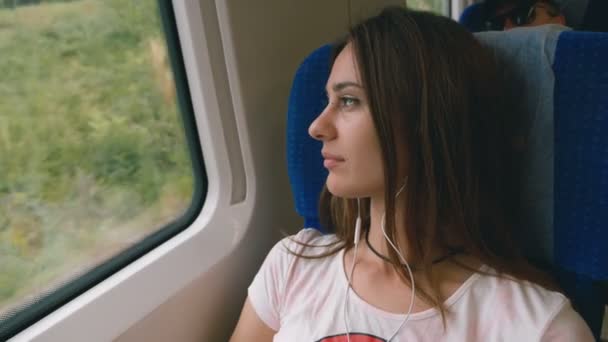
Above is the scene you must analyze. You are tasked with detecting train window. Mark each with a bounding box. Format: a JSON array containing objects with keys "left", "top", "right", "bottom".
[
  {"left": 0, "top": 0, "right": 204, "bottom": 339},
  {"left": 407, "top": 0, "right": 450, "bottom": 16}
]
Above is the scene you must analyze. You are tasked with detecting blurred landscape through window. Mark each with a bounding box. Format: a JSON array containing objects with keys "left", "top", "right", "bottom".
[{"left": 0, "top": 0, "right": 194, "bottom": 323}]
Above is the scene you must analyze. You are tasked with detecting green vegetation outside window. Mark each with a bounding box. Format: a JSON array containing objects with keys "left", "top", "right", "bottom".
[
  {"left": 407, "top": 0, "right": 450, "bottom": 16},
  {"left": 0, "top": 0, "right": 205, "bottom": 339}
]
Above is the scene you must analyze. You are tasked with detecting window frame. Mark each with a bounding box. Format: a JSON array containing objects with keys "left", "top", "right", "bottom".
[{"left": 5, "top": 1, "right": 252, "bottom": 340}]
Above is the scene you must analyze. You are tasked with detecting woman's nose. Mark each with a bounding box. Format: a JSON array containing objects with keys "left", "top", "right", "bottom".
[
  {"left": 308, "top": 108, "right": 335, "bottom": 141},
  {"left": 308, "top": 117, "right": 324, "bottom": 141}
]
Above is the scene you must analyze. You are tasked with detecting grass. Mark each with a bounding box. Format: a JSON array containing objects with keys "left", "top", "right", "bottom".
[
  {"left": 407, "top": 0, "right": 447, "bottom": 14},
  {"left": 0, "top": 0, "right": 194, "bottom": 314}
]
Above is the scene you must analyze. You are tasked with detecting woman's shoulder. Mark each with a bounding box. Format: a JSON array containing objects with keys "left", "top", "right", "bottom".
[
  {"left": 247, "top": 229, "right": 341, "bottom": 331},
  {"left": 264, "top": 228, "right": 341, "bottom": 267},
  {"left": 282, "top": 227, "right": 335, "bottom": 245},
  {"left": 261, "top": 228, "right": 343, "bottom": 297},
  {"left": 249, "top": 228, "right": 340, "bottom": 289},
  {"left": 452, "top": 265, "right": 593, "bottom": 340},
  {"left": 468, "top": 266, "right": 575, "bottom": 335},
  {"left": 478, "top": 266, "right": 593, "bottom": 340},
  {"left": 283, "top": 227, "right": 340, "bottom": 248},
  {"left": 475, "top": 265, "right": 567, "bottom": 311}
]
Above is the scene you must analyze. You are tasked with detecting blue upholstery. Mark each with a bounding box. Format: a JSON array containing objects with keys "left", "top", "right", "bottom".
[
  {"left": 286, "top": 45, "right": 331, "bottom": 230},
  {"left": 458, "top": 3, "right": 487, "bottom": 32},
  {"left": 553, "top": 31, "right": 608, "bottom": 282},
  {"left": 552, "top": 31, "right": 608, "bottom": 339},
  {"left": 285, "top": 29, "right": 607, "bottom": 338}
]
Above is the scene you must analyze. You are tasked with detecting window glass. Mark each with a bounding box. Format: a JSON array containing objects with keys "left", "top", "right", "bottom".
[
  {"left": 407, "top": 0, "right": 450, "bottom": 15},
  {"left": 0, "top": 0, "right": 196, "bottom": 333}
]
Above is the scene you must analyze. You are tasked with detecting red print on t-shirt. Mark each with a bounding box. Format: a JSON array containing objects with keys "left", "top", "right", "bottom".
[{"left": 316, "top": 333, "right": 386, "bottom": 342}]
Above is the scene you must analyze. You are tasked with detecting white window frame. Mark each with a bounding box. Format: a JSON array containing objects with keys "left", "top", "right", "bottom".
[{"left": 8, "top": 1, "right": 255, "bottom": 340}]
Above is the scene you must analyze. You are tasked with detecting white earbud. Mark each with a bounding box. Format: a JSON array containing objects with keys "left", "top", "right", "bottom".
[{"left": 354, "top": 198, "right": 362, "bottom": 245}]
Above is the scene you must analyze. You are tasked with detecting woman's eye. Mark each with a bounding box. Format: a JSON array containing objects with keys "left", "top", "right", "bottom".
[{"left": 340, "top": 96, "right": 359, "bottom": 107}]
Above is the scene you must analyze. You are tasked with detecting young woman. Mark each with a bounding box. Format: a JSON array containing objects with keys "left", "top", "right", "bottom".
[{"left": 230, "top": 6, "right": 594, "bottom": 342}]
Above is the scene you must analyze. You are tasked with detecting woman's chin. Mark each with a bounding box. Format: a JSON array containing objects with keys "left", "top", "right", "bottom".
[{"left": 326, "top": 178, "right": 361, "bottom": 199}]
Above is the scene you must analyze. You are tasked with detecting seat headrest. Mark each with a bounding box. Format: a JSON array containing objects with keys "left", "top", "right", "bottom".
[
  {"left": 475, "top": 25, "right": 567, "bottom": 263},
  {"left": 459, "top": 3, "right": 487, "bottom": 32},
  {"left": 286, "top": 44, "right": 332, "bottom": 230}
]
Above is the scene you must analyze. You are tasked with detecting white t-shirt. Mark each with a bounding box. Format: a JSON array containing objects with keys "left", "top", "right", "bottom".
[{"left": 248, "top": 229, "right": 594, "bottom": 341}]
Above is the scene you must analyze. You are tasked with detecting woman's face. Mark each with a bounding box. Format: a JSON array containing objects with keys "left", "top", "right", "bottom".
[{"left": 308, "top": 44, "right": 384, "bottom": 199}]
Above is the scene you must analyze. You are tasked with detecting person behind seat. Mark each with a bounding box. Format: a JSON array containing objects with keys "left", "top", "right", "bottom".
[
  {"left": 484, "top": 0, "right": 567, "bottom": 30},
  {"left": 230, "top": 6, "right": 593, "bottom": 342}
]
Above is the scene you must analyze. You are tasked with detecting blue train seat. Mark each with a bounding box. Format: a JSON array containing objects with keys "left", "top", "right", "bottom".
[
  {"left": 458, "top": 2, "right": 487, "bottom": 32},
  {"left": 458, "top": 0, "right": 608, "bottom": 32},
  {"left": 285, "top": 25, "right": 608, "bottom": 339},
  {"left": 286, "top": 44, "right": 331, "bottom": 230},
  {"left": 552, "top": 29, "right": 608, "bottom": 339}
]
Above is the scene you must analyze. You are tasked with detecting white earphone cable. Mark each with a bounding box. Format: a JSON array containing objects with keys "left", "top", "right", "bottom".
[
  {"left": 381, "top": 212, "right": 416, "bottom": 341},
  {"left": 343, "top": 198, "right": 362, "bottom": 342},
  {"left": 343, "top": 184, "right": 415, "bottom": 341}
]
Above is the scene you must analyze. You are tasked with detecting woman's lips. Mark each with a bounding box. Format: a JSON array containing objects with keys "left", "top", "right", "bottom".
[
  {"left": 321, "top": 151, "right": 344, "bottom": 169},
  {"left": 323, "top": 158, "right": 342, "bottom": 169}
]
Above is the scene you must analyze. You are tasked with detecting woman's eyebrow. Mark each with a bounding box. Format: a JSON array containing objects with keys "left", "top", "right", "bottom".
[{"left": 326, "top": 81, "right": 363, "bottom": 93}]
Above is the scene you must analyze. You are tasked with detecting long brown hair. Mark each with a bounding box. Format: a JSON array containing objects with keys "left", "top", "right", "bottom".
[{"left": 288, "top": 6, "right": 556, "bottom": 324}]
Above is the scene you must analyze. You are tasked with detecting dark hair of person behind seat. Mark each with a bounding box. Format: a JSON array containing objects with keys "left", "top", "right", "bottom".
[
  {"left": 288, "top": 6, "right": 556, "bottom": 326},
  {"left": 485, "top": 0, "right": 562, "bottom": 17}
]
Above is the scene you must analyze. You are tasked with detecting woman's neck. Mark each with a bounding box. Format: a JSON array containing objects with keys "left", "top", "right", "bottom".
[
  {"left": 365, "top": 196, "right": 448, "bottom": 270},
  {"left": 369, "top": 197, "right": 410, "bottom": 260}
]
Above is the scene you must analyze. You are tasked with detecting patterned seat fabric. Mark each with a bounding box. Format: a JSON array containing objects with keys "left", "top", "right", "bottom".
[
  {"left": 286, "top": 44, "right": 331, "bottom": 231},
  {"left": 553, "top": 30, "right": 608, "bottom": 339}
]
